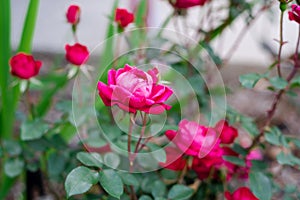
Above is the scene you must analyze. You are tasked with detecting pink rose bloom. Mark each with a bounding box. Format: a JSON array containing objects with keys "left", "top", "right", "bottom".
[
  {"left": 10, "top": 53, "right": 42, "bottom": 79},
  {"left": 159, "top": 146, "right": 187, "bottom": 171},
  {"left": 98, "top": 64, "right": 173, "bottom": 114},
  {"left": 165, "top": 119, "right": 222, "bottom": 158},
  {"left": 115, "top": 8, "right": 134, "bottom": 28},
  {"left": 215, "top": 120, "right": 238, "bottom": 144},
  {"left": 65, "top": 43, "right": 89, "bottom": 66},
  {"left": 288, "top": 4, "right": 300, "bottom": 24},
  {"left": 169, "top": 0, "right": 208, "bottom": 9},
  {"left": 225, "top": 187, "right": 259, "bottom": 200},
  {"left": 66, "top": 5, "right": 80, "bottom": 25}
]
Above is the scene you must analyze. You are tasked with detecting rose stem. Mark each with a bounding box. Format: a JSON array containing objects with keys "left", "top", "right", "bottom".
[
  {"left": 134, "top": 112, "right": 148, "bottom": 154},
  {"left": 277, "top": 8, "right": 285, "bottom": 77},
  {"left": 128, "top": 113, "right": 135, "bottom": 170},
  {"left": 247, "top": 25, "right": 300, "bottom": 151}
]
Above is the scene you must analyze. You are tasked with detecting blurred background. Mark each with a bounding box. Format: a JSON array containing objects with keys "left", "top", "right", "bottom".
[{"left": 11, "top": 0, "right": 300, "bottom": 66}]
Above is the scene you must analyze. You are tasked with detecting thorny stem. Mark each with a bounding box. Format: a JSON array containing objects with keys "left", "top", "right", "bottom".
[
  {"left": 113, "top": 35, "right": 121, "bottom": 69},
  {"left": 247, "top": 25, "right": 300, "bottom": 151},
  {"left": 277, "top": 10, "right": 285, "bottom": 77}
]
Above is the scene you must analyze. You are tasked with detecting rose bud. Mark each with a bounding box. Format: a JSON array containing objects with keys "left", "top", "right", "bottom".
[
  {"left": 98, "top": 64, "right": 173, "bottom": 114},
  {"left": 225, "top": 187, "right": 259, "bottom": 200},
  {"left": 66, "top": 5, "right": 80, "bottom": 25},
  {"left": 9, "top": 53, "right": 42, "bottom": 79},
  {"left": 115, "top": 8, "right": 134, "bottom": 28},
  {"left": 169, "top": 0, "right": 208, "bottom": 9},
  {"left": 65, "top": 43, "right": 89, "bottom": 66}
]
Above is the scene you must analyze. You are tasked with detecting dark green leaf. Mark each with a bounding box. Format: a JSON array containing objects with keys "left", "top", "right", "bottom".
[
  {"left": 99, "top": 169, "right": 124, "bottom": 199},
  {"left": 232, "top": 143, "right": 248, "bottom": 156},
  {"left": 3, "top": 140, "right": 22, "bottom": 156},
  {"left": 223, "top": 156, "right": 245, "bottom": 167},
  {"left": 4, "top": 157, "right": 24, "bottom": 177},
  {"left": 269, "top": 77, "right": 288, "bottom": 90},
  {"left": 76, "top": 152, "right": 103, "bottom": 168},
  {"left": 139, "top": 195, "right": 153, "bottom": 200},
  {"left": 250, "top": 172, "right": 272, "bottom": 200},
  {"left": 65, "top": 166, "right": 98, "bottom": 198},
  {"left": 103, "top": 152, "right": 120, "bottom": 168},
  {"left": 168, "top": 184, "right": 194, "bottom": 200},
  {"left": 239, "top": 73, "right": 261, "bottom": 88},
  {"left": 117, "top": 172, "right": 139, "bottom": 186},
  {"left": 151, "top": 180, "right": 166, "bottom": 198},
  {"left": 21, "top": 119, "right": 49, "bottom": 141},
  {"left": 47, "top": 152, "right": 66, "bottom": 177},
  {"left": 276, "top": 152, "right": 293, "bottom": 166}
]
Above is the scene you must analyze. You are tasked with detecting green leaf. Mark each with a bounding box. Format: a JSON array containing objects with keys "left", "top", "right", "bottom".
[
  {"left": 4, "top": 157, "right": 24, "bottom": 177},
  {"left": 232, "top": 143, "right": 248, "bottom": 156},
  {"left": 21, "top": 119, "right": 49, "bottom": 141},
  {"left": 135, "top": 0, "right": 147, "bottom": 27},
  {"left": 99, "top": 169, "right": 124, "bottom": 199},
  {"left": 168, "top": 184, "right": 194, "bottom": 200},
  {"left": 117, "top": 172, "right": 139, "bottom": 186},
  {"left": 250, "top": 172, "right": 272, "bottom": 200},
  {"left": 276, "top": 152, "right": 293, "bottom": 166},
  {"left": 76, "top": 152, "right": 103, "bottom": 168},
  {"left": 269, "top": 77, "right": 288, "bottom": 90},
  {"left": 240, "top": 117, "right": 259, "bottom": 136},
  {"left": 239, "top": 73, "right": 261, "bottom": 88},
  {"left": 139, "top": 195, "right": 153, "bottom": 200},
  {"left": 3, "top": 140, "right": 22, "bottom": 156},
  {"left": 290, "top": 76, "right": 300, "bottom": 88},
  {"left": 223, "top": 156, "right": 246, "bottom": 167},
  {"left": 265, "top": 130, "right": 281, "bottom": 146},
  {"left": 103, "top": 152, "right": 120, "bottom": 169},
  {"left": 161, "top": 169, "right": 179, "bottom": 180},
  {"left": 151, "top": 180, "right": 166, "bottom": 198},
  {"left": 65, "top": 166, "right": 98, "bottom": 198},
  {"left": 47, "top": 152, "right": 66, "bottom": 177}
]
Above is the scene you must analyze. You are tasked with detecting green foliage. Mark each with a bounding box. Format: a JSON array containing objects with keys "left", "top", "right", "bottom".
[
  {"left": 239, "top": 73, "right": 261, "bottom": 88},
  {"left": 250, "top": 171, "right": 272, "bottom": 200},
  {"left": 167, "top": 185, "right": 194, "bottom": 200},
  {"left": 76, "top": 152, "right": 103, "bottom": 168},
  {"left": 99, "top": 169, "right": 124, "bottom": 199},
  {"left": 21, "top": 119, "right": 49, "bottom": 141},
  {"left": 4, "top": 157, "right": 24, "bottom": 177},
  {"left": 65, "top": 166, "right": 99, "bottom": 198},
  {"left": 223, "top": 156, "right": 246, "bottom": 167},
  {"left": 269, "top": 76, "right": 288, "bottom": 90}
]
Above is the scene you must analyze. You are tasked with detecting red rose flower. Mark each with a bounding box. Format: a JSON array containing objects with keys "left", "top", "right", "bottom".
[
  {"left": 65, "top": 43, "right": 89, "bottom": 66},
  {"left": 165, "top": 119, "right": 222, "bottom": 158},
  {"left": 169, "top": 0, "right": 208, "bottom": 9},
  {"left": 215, "top": 120, "right": 238, "bottom": 144},
  {"left": 98, "top": 64, "right": 173, "bottom": 114},
  {"left": 288, "top": 4, "right": 300, "bottom": 24},
  {"left": 9, "top": 53, "right": 42, "bottom": 79},
  {"left": 115, "top": 8, "right": 134, "bottom": 28},
  {"left": 66, "top": 5, "right": 80, "bottom": 25},
  {"left": 225, "top": 187, "right": 259, "bottom": 200}
]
